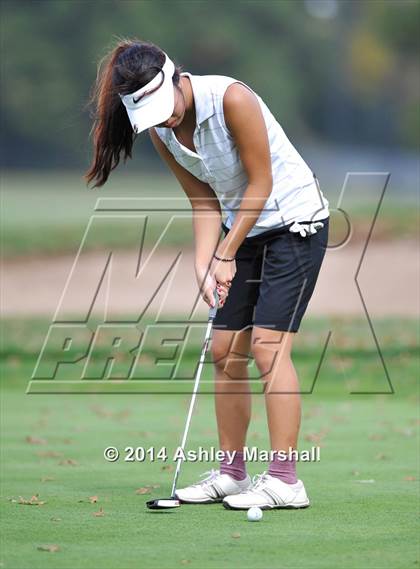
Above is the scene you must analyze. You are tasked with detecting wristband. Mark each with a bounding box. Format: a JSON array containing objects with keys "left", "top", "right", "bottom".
[{"left": 213, "top": 253, "right": 236, "bottom": 262}]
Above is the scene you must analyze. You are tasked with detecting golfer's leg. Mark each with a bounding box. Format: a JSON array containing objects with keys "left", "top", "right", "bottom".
[
  {"left": 212, "top": 328, "right": 252, "bottom": 451},
  {"left": 222, "top": 327, "right": 311, "bottom": 510},
  {"left": 221, "top": 326, "right": 306, "bottom": 511},
  {"left": 251, "top": 328, "right": 300, "bottom": 450}
]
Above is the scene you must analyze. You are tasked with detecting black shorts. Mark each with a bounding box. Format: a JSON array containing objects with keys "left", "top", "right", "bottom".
[{"left": 212, "top": 217, "right": 329, "bottom": 333}]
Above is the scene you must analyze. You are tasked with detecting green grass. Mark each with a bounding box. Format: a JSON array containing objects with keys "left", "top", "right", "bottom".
[
  {"left": 1, "top": 171, "right": 418, "bottom": 258},
  {"left": 0, "top": 171, "right": 193, "bottom": 258},
  {"left": 1, "top": 316, "right": 419, "bottom": 568}
]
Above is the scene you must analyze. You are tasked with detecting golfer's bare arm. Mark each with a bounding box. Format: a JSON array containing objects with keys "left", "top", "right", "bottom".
[
  {"left": 149, "top": 127, "right": 221, "bottom": 271},
  {"left": 215, "top": 83, "right": 273, "bottom": 259}
]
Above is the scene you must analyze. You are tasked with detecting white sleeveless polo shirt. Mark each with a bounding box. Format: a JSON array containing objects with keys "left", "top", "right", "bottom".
[{"left": 155, "top": 72, "right": 329, "bottom": 237}]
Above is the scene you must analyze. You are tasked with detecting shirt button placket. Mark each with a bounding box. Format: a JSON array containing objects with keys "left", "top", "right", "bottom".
[{"left": 194, "top": 126, "right": 209, "bottom": 181}]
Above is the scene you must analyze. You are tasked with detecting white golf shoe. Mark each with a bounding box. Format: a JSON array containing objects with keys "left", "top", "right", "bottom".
[
  {"left": 175, "top": 469, "right": 251, "bottom": 504},
  {"left": 223, "top": 471, "right": 310, "bottom": 510}
]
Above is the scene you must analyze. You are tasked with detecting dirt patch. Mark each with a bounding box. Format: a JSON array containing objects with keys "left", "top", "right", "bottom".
[{"left": 1, "top": 240, "right": 418, "bottom": 318}]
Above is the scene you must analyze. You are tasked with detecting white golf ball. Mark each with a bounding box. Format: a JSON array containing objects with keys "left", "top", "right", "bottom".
[{"left": 247, "top": 506, "right": 263, "bottom": 522}]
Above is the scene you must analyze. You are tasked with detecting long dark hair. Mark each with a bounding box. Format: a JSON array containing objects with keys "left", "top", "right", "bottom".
[{"left": 84, "top": 38, "right": 182, "bottom": 188}]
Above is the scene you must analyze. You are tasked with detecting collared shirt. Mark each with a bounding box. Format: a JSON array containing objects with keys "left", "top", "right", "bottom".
[{"left": 155, "top": 72, "right": 329, "bottom": 236}]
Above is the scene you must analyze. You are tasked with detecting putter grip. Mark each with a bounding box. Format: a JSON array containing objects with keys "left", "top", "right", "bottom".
[{"left": 208, "top": 288, "right": 219, "bottom": 320}]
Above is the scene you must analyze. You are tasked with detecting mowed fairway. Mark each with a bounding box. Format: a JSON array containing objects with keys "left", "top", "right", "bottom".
[
  {"left": 1, "top": 317, "right": 419, "bottom": 569},
  {"left": 2, "top": 172, "right": 419, "bottom": 567}
]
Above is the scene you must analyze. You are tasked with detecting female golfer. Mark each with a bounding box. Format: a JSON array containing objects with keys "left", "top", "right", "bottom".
[{"left": 85, "top": 39, "right": 329, "bottom": 510}]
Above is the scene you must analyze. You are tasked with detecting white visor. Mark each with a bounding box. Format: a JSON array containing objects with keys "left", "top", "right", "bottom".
[{"left": 119, "top": 53, "right": 175, "bottom": 134}]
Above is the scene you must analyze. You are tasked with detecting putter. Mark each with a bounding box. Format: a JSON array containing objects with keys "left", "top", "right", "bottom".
[{"left": 147, "top": 289, "right": 219, "bottom": 510}]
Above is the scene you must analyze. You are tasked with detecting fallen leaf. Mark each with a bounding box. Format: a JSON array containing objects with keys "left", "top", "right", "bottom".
[
  {"left": 404, "top": 476, "right": 416, "bottom": 482},
  {"left": 375, "top": 453, "right": 388, "bottom": 460},
  {"left": 115, "top": 409, "right": 132, "bottom": 421},
  {"left": 18, "top": 495, "right": 46, "bottom": 505},
  {"left": 331, "top": 415, "right": 346, "bottom": 423},
  {"left": 135, "top": 487, "right": 152, "bottom": 495},
  {"left": 37, "top": 544, "right": 60, "bottom": 553},
  {"left": 181, "top": 561, "right": 191, "bottom": 565},
  {"left": 378, "top": 420, "right": 393, "bottom": 428},
  {"left": 368, "top": 434, "right": 384, "bottom": 441},
  {"left": 36, "top": 451, "right": 62, "bottom": 458},
  {"left": 330, "top": 355, "right": 353, "bottom": 371},
  {"left": 304, "top": 429, "right": 329, "bottom": 444},
  {"left": 58, "top": 458, "right": 79, "bottom": 466},
  {"left": 41, "top": 476, "right": 55, "bottom": 482},
  {"left": 231, "top": 532, "right": 241, "bottom": 539},
  {"left": 351, "top": 470, "right": 360, "bottom": 476},
  {"left": 137, "top": 431, "right": 152, "bottom": 438},
  {"left": 93, "top": 507, "right": 105, "bottom": 517},
  {"left": 26, "top": 435, "right": 47, "bottom": 445},
  {"left": 90, "top": 405, "right": 113, "bottom": 418},
  {"left": 161, "top": 465, "right": 174, "bottom": 472},
  {"left": 303, "top": 406, "right": 323, "bottom": 419},
  {"left": 78, "top": 496, "right": 98, "bottom": 503},
  {"left": 6, "top": 356, "right": 21, "bottom": 367}
]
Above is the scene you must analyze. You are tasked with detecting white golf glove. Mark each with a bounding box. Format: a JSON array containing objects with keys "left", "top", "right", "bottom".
[{"left": 289, "top": 221, "right": 324, "bottom": 238}]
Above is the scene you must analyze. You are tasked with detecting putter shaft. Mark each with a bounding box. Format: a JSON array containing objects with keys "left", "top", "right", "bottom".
[{"left": 170, "top": 290, "right": 219, "bottom": 498}]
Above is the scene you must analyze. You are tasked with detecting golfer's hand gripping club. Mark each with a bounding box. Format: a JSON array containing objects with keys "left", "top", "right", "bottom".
[{"left": 208, "top": 287, "right": 220, "bottom": 321}]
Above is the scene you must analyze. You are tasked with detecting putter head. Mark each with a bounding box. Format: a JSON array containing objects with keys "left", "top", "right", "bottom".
[{"left": 146, "top": 498, "right": 180, "bottom": 510}]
